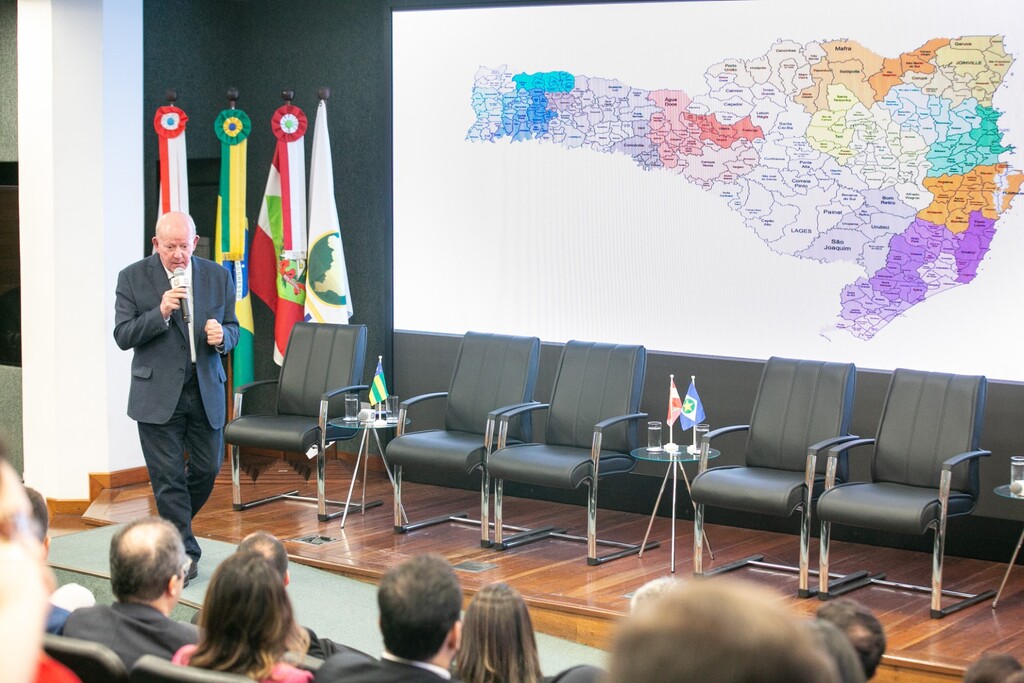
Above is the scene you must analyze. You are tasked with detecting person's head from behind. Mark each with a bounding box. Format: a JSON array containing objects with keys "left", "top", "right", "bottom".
[
  {"left": 608, "top": 578, "right": 837, "bottom": 683},
  {"left": 963, "top": 653, "right": 1023, "bottom": 683},
  {"left": 816, "top": 598, "right": 886, "bottom": 679},
  {"left": 238, "top": 530, "right": 289, "bottom": 585},
  {"left": 804, "top": 619, "right": 866, "bottom": 683},
  {"left": 456, "top": 582, "right": 542, "bottom": 683},
  {"left": 191, "top": 550, "right": 305, "bottom": 679},
  {"left": 378, "top": 554, "right": 463, "bottom": 664},
  {"left": 629, "top": 576, "right": 678, "bottom": 614},
  {"left": 24, "top": 487, "right": 50, "bottom": 553},
  {"left": 109, "top": 517, "right": 187, "bottom": 606}
]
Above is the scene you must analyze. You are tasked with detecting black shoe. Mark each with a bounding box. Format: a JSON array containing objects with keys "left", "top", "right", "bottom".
[{"left": 183, "top": 560, "right": 198, "bottom": 588}]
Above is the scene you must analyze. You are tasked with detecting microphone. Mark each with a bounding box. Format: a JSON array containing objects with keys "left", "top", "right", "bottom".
[{"left": 170, "top": 268, "right": 191, "bottom": 323}]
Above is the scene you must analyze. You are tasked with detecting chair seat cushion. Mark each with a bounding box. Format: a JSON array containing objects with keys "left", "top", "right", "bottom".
[
  {"left": 225, "top": 415, "right": 356, "bottom": 454},
  {"left": 488, "top": 443, "right": 635, "bottom": 490},
  {"left": 691, "top": 466, "right": 820, "bottom": 517},
  {"left": 386, "top": 430, "right": 490, "bottom": 474},
  {"left": 816, "top": 481, "right": 976, "bottom": 536}
]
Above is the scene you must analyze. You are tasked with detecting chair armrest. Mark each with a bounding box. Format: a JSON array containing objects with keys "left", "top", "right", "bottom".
[
  {"left": 824, "top": 438, "right": 875, "bottom": 488},
  {"left": 399, "top": 392, "right": 449, "bottom": 411},
  {"left": 808, "top": 434, "right": 860, "bottom": 455},
  {"left": 232, "top": 380, "right": 279, "bottom": 419},
  {"left": 705, "top": 424, "right": 750, "bottom": 442},
  {"left": 488, "top": 401, "right": 542, "bottom": 421},
  {"left": 594, "top": 412, "right": 647, "bottom": 433},
  {"left": 496, "top": 403, "right": 549, "bottom": 449},
  {"left": 320, "top": 384, "right": 370, "bottom": 402},
  {"left": 234, "top": 379, "right": 279, "bottom": 397},
  {"left": 942, "top": 449, "right": 991, "bottom": 471}
]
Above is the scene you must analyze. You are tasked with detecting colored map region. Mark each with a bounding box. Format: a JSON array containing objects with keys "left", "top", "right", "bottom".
[{"left": 466, "top": 37, "right": 1023, "bottom": 340}]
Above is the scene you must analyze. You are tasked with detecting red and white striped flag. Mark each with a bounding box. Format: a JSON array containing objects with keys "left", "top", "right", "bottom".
[
  {"left": 154, "top": 105, "right": 189, "bottom": 216},
  {"left": 250, "top": 104, "right": 308, "bottom": 365}
]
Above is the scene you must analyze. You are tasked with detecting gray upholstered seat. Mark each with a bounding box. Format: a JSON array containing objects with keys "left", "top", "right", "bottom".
[
  {"left": 385, "top": 332, "right": 540, "bottom": 545},
  {"left": 44, "top": 633, "right": 128, "bottom": 683},
  {"left": 224, "top": 323, "right": 367, "bottom": 521},
  {"left": 689, "top": 357, "right": 856, "bottom": 596},
  {"left": 487, "top": 340, "right": 654, "bottom": 565},
  {"left": 817, "top": 368, "right": 993, "bottom": 618},
  {"left": 129, "top": 654, "right": 251, "bottom": 682}
]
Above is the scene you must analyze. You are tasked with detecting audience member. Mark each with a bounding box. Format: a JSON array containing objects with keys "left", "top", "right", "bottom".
[
  {"left": 963, "top": 653, "right": 1023, "bottom": 683},
  {"left": 233, "top": 530, "right": 371, "bottom": 662},
  {"left": 607, "top": 578, "right": 837, "bottom": 683},
  {"left": 816, "top": 598, "right": 886, "bottom": 679},
  {"left": 62, "top": 517, "right": 198, "bottom": 668},
  {"left": 315, "top": 553, "right": 464, "bottom": 682},
  {"left": 24, "top": 487, "right": 95, "bottom": 634},
  {"left": 455, "top": 582, "right": 543, "bottom": 683},
  {"left": 628, "top": 576, "right": 678, "bottom": 614},
  {"left": 804, "top": 619, "right": 866, "bottom": 683},
  {"left": 0, "top": 446, "right": 71, "bottom": 683},
  {"left": 173, "top": 550, "right": 311, "bottom": 682}
]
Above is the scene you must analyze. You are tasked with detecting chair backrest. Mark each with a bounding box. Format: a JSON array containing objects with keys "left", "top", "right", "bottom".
[
  {"left": 129, "top": 654, "right": 253, "bottom": 683},
  {"left": 276, "top": 323, "right": 367, "bottom": 417},
  {"left": 745, "top": 357, "right": 856, "bottom": 475},
  {"left": 544, "top": 341, "right": 646, "bottom": 453},
  {"left": 444, "top": 332, "right": 540, "bottom": 442},
  {"left": 872, "top": 368, "right": 986, "bottom": 493},
  {"left": 43, "top": 633, "right": 128, "bottom": 683}
]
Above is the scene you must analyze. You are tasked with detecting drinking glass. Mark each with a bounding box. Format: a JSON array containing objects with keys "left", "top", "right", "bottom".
[
  {"left": 344, "top": 393, "right": 359, "bottom": 422},
  {"left": 647, "top": 421, "right": 663, "bottom": 452},
  {"left": 386, "top": 395, "right": 400, "bottom": 422}
]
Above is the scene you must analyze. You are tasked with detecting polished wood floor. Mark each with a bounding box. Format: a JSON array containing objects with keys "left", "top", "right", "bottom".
[{"left": 78, "top": 458, "right": 1024, "bottom": 682}]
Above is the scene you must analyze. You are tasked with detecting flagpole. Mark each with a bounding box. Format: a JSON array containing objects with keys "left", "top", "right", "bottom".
[
  {"left": 668, "top": 374, "right": 675, "bottom": 446},
  {"left": 691, "top": 374, "right": 698, "bottom": 454}
]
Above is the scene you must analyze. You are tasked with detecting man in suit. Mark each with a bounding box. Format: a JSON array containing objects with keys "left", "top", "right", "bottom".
[
  {"left": 113, "top": 211, "right": 238, "bottom": 581},
  {"left": 315, "top": 554, "right": 463, "bottom": 682},
  {"left": 63, "top": 517, "right": 198, "bottom": 669}
]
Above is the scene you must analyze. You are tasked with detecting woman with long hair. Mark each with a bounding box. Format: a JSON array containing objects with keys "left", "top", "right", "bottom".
[
  {"left": 173, "top": 550, "right": 311, "bottom": 682},
  {"left": 456, "top": 582, "right": 543, "bottom": 683}
]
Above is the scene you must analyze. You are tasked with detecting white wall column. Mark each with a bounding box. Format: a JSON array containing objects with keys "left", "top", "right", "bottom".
[{"left": 18, "top": 0, "right": 143, "bottom": 498}]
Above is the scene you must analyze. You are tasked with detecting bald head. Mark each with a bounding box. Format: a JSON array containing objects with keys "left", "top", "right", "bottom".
[
  {"left": 152, "top": 211, "right": 198, "bottom": 272},
  {"left": 109, "top": 517, "right": 186, "bottom": 603}
]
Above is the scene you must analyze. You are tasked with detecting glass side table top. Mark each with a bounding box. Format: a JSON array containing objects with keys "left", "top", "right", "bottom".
[
  {"left": 995, "top": 484, "right": 1024, "bottom": 499},
  {"left": 631, "top": 447, "right": 720, "bottom": 464},
  {"left": 328, "top": 417, "right": 407, "bottom": 430}
]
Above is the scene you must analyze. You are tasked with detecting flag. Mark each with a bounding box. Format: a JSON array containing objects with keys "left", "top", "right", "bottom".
[
  {"left": 153, "top": 105, "right": 189, "bottom": 217},
  {"left": 213, "top": 107, "right": 254, "bottom": 386},
  {"left": 667, "top": 377, "right": 683, "bottom": 426},
  {"left": 369, "top": 358, "right": 389, "bottom": 406},
  {"left": 305, "top": 99, "right": 354, "bottom": 324},
  {"left": 250, "top": 103, "right": 309, "bottom": 365},
  {"left": 678, "top": 379, "right": 706, "bottom": 431}
]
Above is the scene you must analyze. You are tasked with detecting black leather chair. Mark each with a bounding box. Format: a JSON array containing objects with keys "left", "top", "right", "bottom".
[
  {"left": 487, "top": 340, "right": 656, "bottom": 565},
  {"left": 689, "top": 357, "right": 857, "bottom": 597},
  {"left": 128, "top": 654, "right": 252, "bottom": 682},
  {"left": 385, "top": 332, "right": 540, "bottom": 546},
  {"left": 224, "top": 323, "right": 369, "bottom": 521},
  {"left": 817, "top": 368, "right": 994, "bottom": 618},
  {"left": 43, "top": 633, "right": 128, "bottom": 683}
]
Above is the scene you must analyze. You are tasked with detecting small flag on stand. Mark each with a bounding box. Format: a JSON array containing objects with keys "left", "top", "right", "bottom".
[
  {"left": 304, "top": 92, "right": 354, "bottom": 324},
  {"left": 213, "top": 98, "right": 254, "bottom": 387},
  {"left": 667, "top": 376, "right": 683, "bottom": 426},
  {"left": 153, "top": 102, "right": 189, "bottom": 217},
  {"left": 251, "top": 97, "right": 309, "bottom": 365},
  {"left": 369, "top": 357, "right": 389, "bottom": 406},
  {"left": 678, "top": 378, "right": 706, "bottom": 431}
]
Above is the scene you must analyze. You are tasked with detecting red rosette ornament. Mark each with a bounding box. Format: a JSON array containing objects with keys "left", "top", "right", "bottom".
[
  {"left": 271, "top": 104, "right": 307, "bottom": 142},
  {"left": 154, "top": 106, "right": 188, "bottom": 139}
]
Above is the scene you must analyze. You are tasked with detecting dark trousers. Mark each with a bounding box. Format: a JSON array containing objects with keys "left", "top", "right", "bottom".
[{"left": 137, "top": 372, "right": 224, "bottom": 561}]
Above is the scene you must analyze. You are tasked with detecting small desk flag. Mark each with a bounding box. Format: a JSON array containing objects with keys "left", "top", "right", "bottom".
[
  {"left": 678, "top": 379, "right": 706, "bottom": 431},
  {"left": 667, "top": 377, "right": 683, "bottom": 427},
  {"left": 369, "top": 357, "right": 389, "bottom": 406}
]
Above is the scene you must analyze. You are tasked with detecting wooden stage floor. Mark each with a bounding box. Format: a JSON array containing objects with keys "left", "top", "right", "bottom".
[{"left": 82, "top": 459, "right": 1024, "bottom": 682}]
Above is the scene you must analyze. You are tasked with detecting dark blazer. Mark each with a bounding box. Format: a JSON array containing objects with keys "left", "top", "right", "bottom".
[
  {"left": 62, "top": 602, "right": 199, "bottom": 670},
  {"left": 114, "top": 254, "right": 239, "bottom": 428},
  {"left": 315, "top": 653, "right": 462, "bottom": 683}
]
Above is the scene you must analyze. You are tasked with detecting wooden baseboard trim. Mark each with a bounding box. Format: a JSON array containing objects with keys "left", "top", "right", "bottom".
[
  {"left": 47, "top": 499, "right": 91, "bottom": 516},
  {"left": 88, "top": 466, "right": 150, "bottom": 501}
]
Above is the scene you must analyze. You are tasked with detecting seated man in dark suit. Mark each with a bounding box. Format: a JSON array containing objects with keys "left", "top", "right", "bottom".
[
  {"left": 62, "top": 517, "right": 198, "bottom": 669},
  {"left": 315, "top": 554, "right": 463, "bottom": 682}
]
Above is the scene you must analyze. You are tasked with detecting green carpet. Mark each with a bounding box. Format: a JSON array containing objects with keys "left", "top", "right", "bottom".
[{"left": 48, "top": 525, "right": 607, "bottom": 673}]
